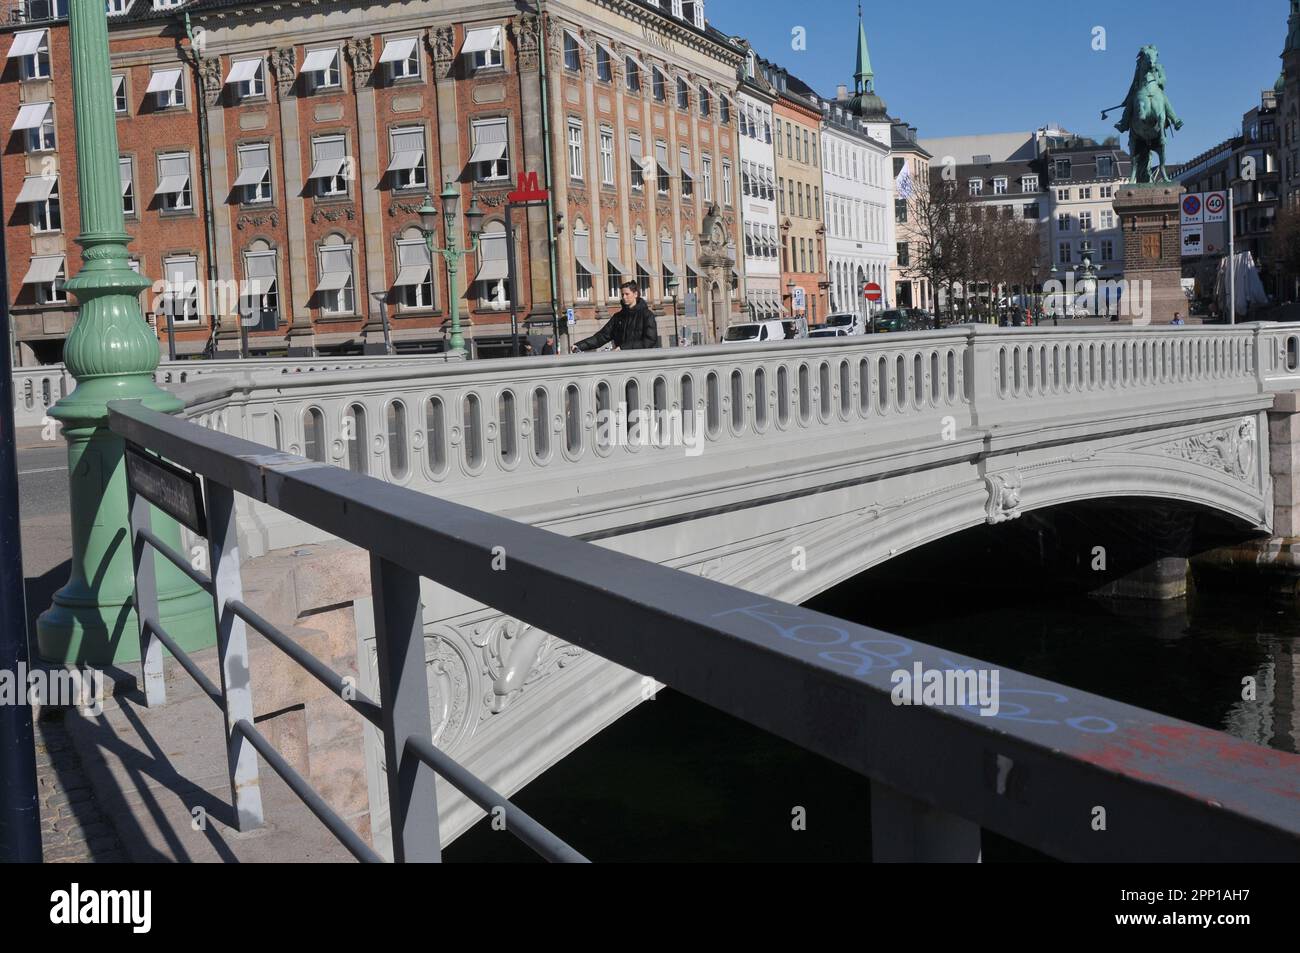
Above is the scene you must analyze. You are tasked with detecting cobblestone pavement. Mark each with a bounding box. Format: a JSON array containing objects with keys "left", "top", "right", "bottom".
[{"left": 34, "top": 708, "right": 127, "bottom": 863}]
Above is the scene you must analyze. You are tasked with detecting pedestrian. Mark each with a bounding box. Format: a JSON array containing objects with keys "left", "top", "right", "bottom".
[
  {"left": 541, "top": 335, "right": 556, "bottom": 355},
  {"left": 572, "top": 281, "right": 659, "bottom": 352},
  {"left": 1171, "top": 312, "right": 1185, "bottom": 326},
  {"left": 520, "top": 337, "right": 534, "bottom": 356}
]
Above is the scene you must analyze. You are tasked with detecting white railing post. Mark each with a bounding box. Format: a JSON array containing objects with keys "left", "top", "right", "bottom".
[{"left": 205, "top": 481, "right": 265, "bottom": 831}]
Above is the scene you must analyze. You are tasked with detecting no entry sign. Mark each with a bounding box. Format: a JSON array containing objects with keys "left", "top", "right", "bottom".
[{"left": 863, "top": 282, "right": 882, "bottom": 302}]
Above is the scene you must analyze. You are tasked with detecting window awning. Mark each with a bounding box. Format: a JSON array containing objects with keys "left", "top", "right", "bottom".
[
  {"left": 147, "top": 68, "right": 182, "bottom": 93},
  {"left": 461, "top": 26, "right": 502, "bottom": 55},
  {"left": 308, "top": 156, "right": 347, "bottom": 180},
  {"left": 155, "top": 174, "right": 190, "bottom": 196},
  {"left": 113, "top": 75, "right": 125, "bottom": 96},
  {"left": 233, "top": 165, "right": 269, "bottom": 187},
  {"left": 679, "top": 153, "right": 694, "bottom": 175},
  {"left": 15, "top": 175, "right": 56, "bottom": 204},
  {"left": 564, "top": 29, "right": 591, "bottom": 53},
  {"left": 11, "top": 101, "right": 52, "bottom": 131},
  {"left": 662, "top": 259, "right": 679, "bottom": 276},
  {"left": 22, "top": 255, "right": 63, "bottom": 285},
  {"left": 120, "top": 162, "right": 132, "bottom": 195},
  {"left": 575, "top": 253, "right": 598, "bottom": 274},
  {"left": 379, "top": 37, "right": 418, "bottom": 64},
  {"left": 606, "top": 235, "right": 626, "bottom": 275},
  {"left": 386, "top": 150, "right": 424, "bottom": 173},
  {"left": 685, "top": 242, "right": 697, "bottom": 268},
  {"left": 393, "top": 263, "right": 431, "bottom": 287},
  {"left": 300, "top": 49, "right": 337, "bottom": 74},
  {"left": 468, "top": 139, "right": 506, "bottom": 165},
  {"left": 625, "top": 52, "right": 647, "bottom": 72},
  {"left": 316, "top": 270, "right": 351, "bottom": 292},
  {"left": 224, "top": 59, "right": 261, "bottom": 85},
  {"left": 242, "top": 277, "right": 272, "bottom": 298},
  {"left": 7, "top": 30, "right": 46, "bottom": 60},
  {"left": 474, "top": 257, "right": 509, "bottom": 282},
  {"left": 634, "top": 244, "right": 651, "bottom": 274}
]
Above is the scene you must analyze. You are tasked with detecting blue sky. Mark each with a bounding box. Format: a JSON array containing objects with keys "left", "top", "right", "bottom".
[{"left": 708, "top": 0, "right": 1287, "bottom": 162}]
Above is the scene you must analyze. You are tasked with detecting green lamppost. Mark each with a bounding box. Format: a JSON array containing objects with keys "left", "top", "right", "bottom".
[
  {"left": 37, "top": 0, "right": 213, "bottom": 664},
  {"left": 418, "top": 182, "right": 483, "bottom": 359}
]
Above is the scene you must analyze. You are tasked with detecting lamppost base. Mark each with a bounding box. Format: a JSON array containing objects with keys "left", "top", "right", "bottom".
[{"left": 37, "top": 582, "right": 214, "bottom": 667}]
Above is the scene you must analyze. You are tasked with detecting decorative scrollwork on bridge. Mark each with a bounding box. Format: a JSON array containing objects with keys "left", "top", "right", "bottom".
[
  {"left": 985, "top": 470, "right": 1024, "bottom": 524},
  {"left": 1161, "top": 417, "right": 1257, "bottom": 483}
]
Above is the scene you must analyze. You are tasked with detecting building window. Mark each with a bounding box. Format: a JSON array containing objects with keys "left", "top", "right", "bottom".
[
  {"left": 1101, "top": 209, "right": 1114, "bottom": 229},
  {"left": 380, "top": 36, "right": 420, "bottom": 82},
  {"left": 464, "top": 26, "right": 504, "bottom": 70},
  {"left": 652, "top": 67, "right": 665, "bottom": 102},
  {"left": 567, "top": 119, "right": 584, "bottom": 180},
  {"left": 1058, "top": 242, "right": 1072, "bottom": 264},
  {"left": 148, "top": 67, "right": 185, "bottom": 109},
  {"left": 993, "top": 177, "right": 1008, "bottom": 195},
  {"left": 1054, "top": 158, "right": 1072, "bottom": 179},
  {"left": 1097, "top": 156, "right": 1114, "bottom": 178},
  {"left": 722, "top": 158, "right": 732, "bottom": 206},
  {"left": 1100, "top": 185, "right": 1113, "bottom": 199},
  {"left": 120, "top": 157, "right": 134, "bottom": 215},
  {"left": 1056, "top": 187, "right": 1070, "bottom": 201},
  {"left": 676, "top": 76, "right": 688, "bottom": 109},
  {"left": 655, "top": 142, "right": 671, "bottom": 195},
  {"left": 775, "top": 118, "right": 783, "bottom": 155},
  {"left": 25, "top": 177, "right": 61, "bottom": 233},
  {"left": 595, "top": 44, "right": 611, "bottom": 82},
  {"left": 698, "top": 85, "right": 710, "bottom": 118},
  {"left": 1022, "top": 174, "right": 1038, "bottom": 193},
  {"left": 241, "top": 249, "right": 280, "bottom": 328},
  {"left": 625, "top": 56, "right": 640, "bottom": 93},
  {"left": 310, "top": 135, "right": 350, "bottom": 196},
  {"left": 316, "top": 242, "right": 355, "bottom": 315},
  {"left": 1101, "top": 239, "right": 1114, "bottom": 262},
  {"left": 228, "top": 58, "right": 265, "bottom": 99},
  {"left": 113, "top": 74, "right": 128, "bottom": 114},
  {"left": 302, "top": 48, "right": 341, "bottom": 90},
  {"left": 573, "top": 225, "right": 594, "bottom": 302},
  {"left": 701, "top": 154, "right": 713, "bottom": 202},
  {"left": 387, "top": 126, "right": 427, "bottom": 190},
  {"left": 107, "top": 0, "right": 129, "bottom": 13},
  {"left": 628, "top": 132, "right": 644, "bottom": 191},
  {"left": 1080, "top": 187, "right": 1093, "bottom": 200},
  {"left": 27, "top": 256, "right": 66, "bottom": 306},
  {"left": 474, "top": 224, "right": 511, "bottom": 308},
  {"left": 236, "top": 143, "right": 272, "bottom": 203},
  {"left": 895, "top": 198, "right": 907, "bottom": 223},
  {"left": 393, "top": 237, "right": 434, "bottom": 309},
  {"left": 679, "top": 146, "right": 693, "bottom": 199},
  {"left": 162, "top": 255, "right": 201, "bottom": 323},
  {"left": 896, "top": 241, "right": 909, "bottom": 267},
  {"left": 21, "top": 104, "right": 56, "bottom": 152},
  {"left": 1079, "top": 211, "right": 1092, "bottom": 231},
  {"left": 14, "top": 30, "right": 50, "bottom": 81},
  {"left": 563, "top": 31, "right": 581, "bottom": 72},
  {"left": 156, "top": 152, "right": 192, "bottom": 210},
  {"left": 599, "top": 127, "right": 615, "bottom": 186},
  {"left": 469, "top": 117, "right": 509, "bottom": 182},
  {"left": 1057, "top": 212, "right": 1071, "bottom": 232},
  {"left": 720, "top": 96, "right": 730, "bottom": 124},
  {"left": 969, "top": 178, "right": 983, "bottom": 196},
  {"left": 1023, "top": 202, "right": 1039, "bottom": 219}
]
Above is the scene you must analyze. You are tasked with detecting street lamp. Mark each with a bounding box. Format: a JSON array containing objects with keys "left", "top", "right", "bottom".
[
  {"left": 1078, "top": 240, "right": 1099, "bottom": 321},
  {"left": 667, "top": 274, "right": 681, "bottom": 346},
  {"left": 418, "top": 181, "right": 483, "bottom": 358},
  {"left": 786, "top": 278, "right": 796, "bottom": 318},
  {"left": 1031, "top": 262, "right": 1040, "bottom": 328}
]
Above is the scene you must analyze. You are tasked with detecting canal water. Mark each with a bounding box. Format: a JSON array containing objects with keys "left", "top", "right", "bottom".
[{"left": 446, "top": 528, "right": 1298, "bottom": 862}]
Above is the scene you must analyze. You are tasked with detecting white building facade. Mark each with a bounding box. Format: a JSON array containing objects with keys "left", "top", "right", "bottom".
[
  {"left": 821, "top": 101, "right": 893, "bottom": 315},
  {"left": 736, "top": 50, "right": 781, "bottom": 318}
]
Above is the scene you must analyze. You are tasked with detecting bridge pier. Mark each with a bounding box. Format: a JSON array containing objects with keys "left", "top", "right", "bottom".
[{"left": 1193, "top": 393, "right": 1300, "bottom": 596}]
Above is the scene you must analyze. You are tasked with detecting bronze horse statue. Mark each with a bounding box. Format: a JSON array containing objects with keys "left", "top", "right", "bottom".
[{"left": 1102, "top": 45, "right": 1183, "bottom": 183}]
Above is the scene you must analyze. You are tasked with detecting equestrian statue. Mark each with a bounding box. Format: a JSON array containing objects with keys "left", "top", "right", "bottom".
[{"left": 1101, "top": 45, "right": 1183, "bottom": 184}]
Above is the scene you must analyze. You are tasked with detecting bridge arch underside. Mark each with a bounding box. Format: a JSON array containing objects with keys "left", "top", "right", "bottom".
[{"left": 618, "top": 444, "right": 1271, "bottom": 611}]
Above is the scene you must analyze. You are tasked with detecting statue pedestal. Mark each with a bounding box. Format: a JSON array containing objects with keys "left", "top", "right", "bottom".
[{"left": 1114, "top": 184, "right": 1187, "bottom": 325}]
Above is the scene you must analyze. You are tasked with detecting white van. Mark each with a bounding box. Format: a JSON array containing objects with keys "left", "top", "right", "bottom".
[
  {"left": 723, "top": 321, "right": 791, "bottom": 343},
  {"left": 824, "top": 311, "right": 865, "bottom": 335}
]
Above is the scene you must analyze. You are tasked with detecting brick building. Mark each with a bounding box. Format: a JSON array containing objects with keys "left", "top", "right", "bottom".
[{"left": 2, "top": 0, "right": 746, "bottom": 362}]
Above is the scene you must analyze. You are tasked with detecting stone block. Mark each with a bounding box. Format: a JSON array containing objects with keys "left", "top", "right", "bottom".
[{"left": 1269, "top": 411, "right": 1300, "bottom": 445}]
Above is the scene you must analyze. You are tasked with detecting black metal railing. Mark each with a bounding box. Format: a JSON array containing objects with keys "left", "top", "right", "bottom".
[{"left": 107, "top": 398, "right": 1300, "bottom": 862}]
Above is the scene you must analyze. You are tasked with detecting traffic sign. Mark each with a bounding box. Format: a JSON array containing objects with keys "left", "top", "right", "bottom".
[
  {"left": 507, "top": 171, "right": 549, "bottom": 204},
  {"left": 1204, "top": 191, "right": 1227, "bottom": 223},
  {"left": 1181, "top": 193, "right": 1203, "bottom": 224},
  {"left": 566, "top": 307, "right": 575, "bottom": 326},
  {"left": 863, "top": 282, "right": 882, "bottom": 302}
]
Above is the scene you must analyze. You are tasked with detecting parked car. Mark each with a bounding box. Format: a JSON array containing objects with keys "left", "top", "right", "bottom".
[
  {"left": 808, "top": 327, "right": 848, "bottom": 339},
  {"left": 722, "top": 321, "right": 790, "bottom": 343},
  {"left": 823, "top": 311, "right": 865, "bottom": 335},
  {"left": 872, "top": 309, "right": 910, "bottom": 333}
]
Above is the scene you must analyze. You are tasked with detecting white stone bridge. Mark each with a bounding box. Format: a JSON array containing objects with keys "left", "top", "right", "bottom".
[{"left": 103, "top": 323, "right": 1300, "bottom": 851}]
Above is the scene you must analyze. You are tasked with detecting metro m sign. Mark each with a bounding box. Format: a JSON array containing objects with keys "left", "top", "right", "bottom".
[{"left": 507, "top": 171, "right": 548, "bottom": 203}]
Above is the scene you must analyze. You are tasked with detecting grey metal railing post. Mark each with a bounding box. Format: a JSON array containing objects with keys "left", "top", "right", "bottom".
[
  {"left": 205, "top": 481, "right": 264, "bottom": 830},
  {"left": 126, "top": 482, "right": 166, "bottom": 707},
  {"left": 870, "top": 780, "right": 982, "bottom": 862},
  {"left": 370, "top": 555, "right": 440, "bottom": 862}
]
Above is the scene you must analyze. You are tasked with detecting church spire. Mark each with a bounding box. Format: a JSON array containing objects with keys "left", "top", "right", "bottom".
[{"left": 854, "top": 3, "right": 874, "bottom": 93}]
